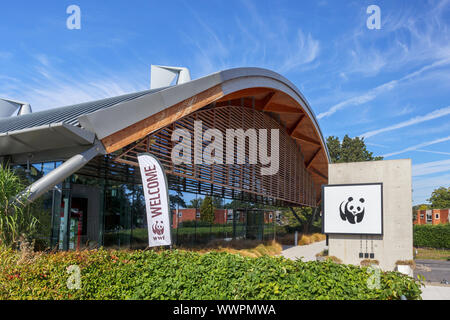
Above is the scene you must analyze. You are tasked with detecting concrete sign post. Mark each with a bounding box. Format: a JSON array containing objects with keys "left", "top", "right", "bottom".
[{"left": 326, "top": 159, "right": 413, "bottom": 271}]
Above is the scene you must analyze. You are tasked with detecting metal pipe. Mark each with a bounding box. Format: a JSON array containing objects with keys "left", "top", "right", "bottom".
[{"left": 15, "top": 140, "right": 105, "bottom": 206}]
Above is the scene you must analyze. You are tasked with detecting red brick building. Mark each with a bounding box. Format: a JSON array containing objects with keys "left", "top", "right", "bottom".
[
  {"left": 414, "top": 209, "right": 449, "bottom": 225},
  {"left": 171, "top": 209, "right": 275, "bottom": 228},
  {"left": 172, "top": 208, "right": 229, "bottom": 228}
]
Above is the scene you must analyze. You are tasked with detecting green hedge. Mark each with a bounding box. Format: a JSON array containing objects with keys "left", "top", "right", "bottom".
[
  {"left": 414, "top": 224, "right": 450, "bottom": 249},
  {"left": 0, "top": 248, "right": 422, "bottom": 300}
]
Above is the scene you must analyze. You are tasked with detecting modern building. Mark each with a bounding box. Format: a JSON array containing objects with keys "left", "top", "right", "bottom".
[
  {"left": 415, "top": 209, "right": 449, "bottom": 225},
  {"left": 0, "top": 67, "right": 330, "bottom": 250}
]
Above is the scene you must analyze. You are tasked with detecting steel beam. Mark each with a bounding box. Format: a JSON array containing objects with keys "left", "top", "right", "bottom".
[{"left": 15, "top": 140, "right": 105, "bottom": 206}]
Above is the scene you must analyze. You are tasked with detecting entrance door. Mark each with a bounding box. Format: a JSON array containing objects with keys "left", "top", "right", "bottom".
[{"left": 58, "top": 197, "right": 88, "bottom": 250}]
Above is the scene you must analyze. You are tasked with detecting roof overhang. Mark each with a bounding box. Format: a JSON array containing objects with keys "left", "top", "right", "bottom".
[
  {"left": 77, "top": 67, "right": 330, "bottom": 203},
  {"left": 0, "top": 122, "right": 95, "bottom": 162}
]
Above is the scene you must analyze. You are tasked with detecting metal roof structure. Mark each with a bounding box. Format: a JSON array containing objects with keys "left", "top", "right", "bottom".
[
  {"left": 0, "top": 89, "right": 162, "bottom": 133},
  {"left": 0, "top": 89, "right": 166, "bottom": 163},
  {"left": 2, "top": 67, "right": 331, "bottom": 205}
]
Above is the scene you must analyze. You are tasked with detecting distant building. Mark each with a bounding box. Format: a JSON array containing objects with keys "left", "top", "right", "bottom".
[
  {"left": 172, "top": 208, "right": 227, "bottom": 228},
  {"left": 414, "top": 209, "right": 449, "bottom": 225},
  {"left": 171, "top": 208, "right": 275, "bottom": 228}
]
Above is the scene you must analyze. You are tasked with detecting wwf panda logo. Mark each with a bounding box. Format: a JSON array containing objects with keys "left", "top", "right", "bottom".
[{"left": 339, "top": 197, "right": 365, "bottom": 224}]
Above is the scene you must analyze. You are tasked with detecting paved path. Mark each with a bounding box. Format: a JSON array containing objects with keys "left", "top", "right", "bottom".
[
  {"left": 281, "top": 240, "right": 326, "bottom": 262},
  {"left": 415, "top": 260, "right": 450, "bottom": 284},
  {"left": 421, "top": 284, "right": 450, "bottom": 300},
  {"left": 415, "top": 260, "right": 450, "bottom": 300}
]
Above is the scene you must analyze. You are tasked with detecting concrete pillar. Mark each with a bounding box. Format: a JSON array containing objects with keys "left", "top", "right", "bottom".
[{"left": 328, "top": 159, "right": 413, "bottom": 271}]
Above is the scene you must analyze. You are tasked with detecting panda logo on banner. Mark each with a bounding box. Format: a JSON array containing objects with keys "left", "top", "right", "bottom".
[
  {"left": 339, "top": 197, "right": 365, "bottom": 224},
  {"left": 323, "top": 183, "right": 383, "bottom": 235}
]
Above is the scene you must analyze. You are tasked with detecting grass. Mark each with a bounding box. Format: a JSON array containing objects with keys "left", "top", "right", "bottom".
[
  {"left": 176, "top": 239, "right": 283, "bottom": 258},
  {"left": 414, "top": 247, "right": 450, "bottom": 260},
  {"left": 277, "top": 232, "right": 326, "bottom": 246}
]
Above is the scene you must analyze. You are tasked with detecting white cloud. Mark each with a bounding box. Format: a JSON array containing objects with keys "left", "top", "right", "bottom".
[
  {"left": 416, "top": 149, "right": 450, "bottom": 156},
  {"left": 317, "top": 58, "right": 450, "bottom": 119},
  {"left": 182, "top": 1, "right": 320, "bottom": 77},
  {"left": 366, "top": 142, "right": 389, "bottom": 148},
  {"left": 412, "top": 172, "right": 450, "bottom": 204},
  {"left": 0, "top": 51, "right": 13, "bottom": 60},
  {"left": 413, "top": 173, "right": 450, "bottom": 192},
  {"left": 382, "top": 136, "right": 450, "bottom": 158},
  {"left": 0, "top": 55, "right": 148, "bottom": 112},
  {"left": 361, "top": 105, "right": 450, "bottom": 138},
  {"left": 413, "top": 159, "right": 450, "bottom": 176},
  {"left": 278, "top": 30, "right": 320, "bottom": 73}
]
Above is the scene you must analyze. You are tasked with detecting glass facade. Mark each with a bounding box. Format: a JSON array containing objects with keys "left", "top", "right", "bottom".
[{"left": 14, "top": 160, "right": 277, "bottom": 251}]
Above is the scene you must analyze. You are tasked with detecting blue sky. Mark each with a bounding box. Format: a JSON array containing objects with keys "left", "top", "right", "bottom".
[{"left": 0, "top": 0, "right": 449, "bottom": 205}]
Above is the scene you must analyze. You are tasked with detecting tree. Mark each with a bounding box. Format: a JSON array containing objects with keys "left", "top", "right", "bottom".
[
  {"left": 427, "top": 187, "right": 450, "bottom": 209},
  {"left": 327, "top": 135, "right": 383, "bottom": 163},
  {"left": 212, "top": 196, "right": 223, "bottom": 209},
  {"left": 412, "top": 204, "right": 430, "bottom": 221},
  {"left": 187, "top": 198, "right": 203, "bottom": 209},
  {"left": 169, "top": 190, "right": 186, "bottom": 211},
  {"left": 288, "top": 206, "right": 320, "bottom": 234},
  {"left": 200, "top": 196, "right": 215, "bottom": 224}
]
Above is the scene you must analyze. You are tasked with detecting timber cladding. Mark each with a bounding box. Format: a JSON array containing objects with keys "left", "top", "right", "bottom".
[
  {"left": 101, "top": 85, "right": 224, "bottom": 154},
  {"left": 102, "top": 86, "right": 328, "bottom": 205}
]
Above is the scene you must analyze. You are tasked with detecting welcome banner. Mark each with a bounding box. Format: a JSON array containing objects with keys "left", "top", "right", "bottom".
[{"left": 137, "top": 153, "right": 172, "bottom": 247}]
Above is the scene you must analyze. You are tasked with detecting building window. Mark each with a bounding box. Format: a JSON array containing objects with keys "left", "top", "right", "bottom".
[
  {"left": 178, "top": 212, "right": 182, "bottom": 218},
  {"left": 435, "top": 213, "right": 440, "bottom": 219},
  {"left": 420, "top": 214, "right": 424, "bottom": 219}
]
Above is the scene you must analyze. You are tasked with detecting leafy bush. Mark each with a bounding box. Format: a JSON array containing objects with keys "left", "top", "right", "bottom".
[
  {"left": 178, "top": 220, "right": 211, "bottom": 228},
  {"left": 414, "top": 224, "right": 450, "bottom": 249},
  {"left": 0, "top": 248, "right": 422, "bottom": 300}
]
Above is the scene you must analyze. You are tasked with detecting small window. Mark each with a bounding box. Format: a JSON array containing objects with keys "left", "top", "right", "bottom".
[
  {"left": 420, "top": 214, "right": 424, "bottom": 219},
  {"left": 196, "top": 211, "right": 200, "bottom": 219},
  {"left": 178, "top": 212, "right": 182, "bottom": 218},
  {"left": 435, "top": 213, "right": 440, "bottom": 219}
]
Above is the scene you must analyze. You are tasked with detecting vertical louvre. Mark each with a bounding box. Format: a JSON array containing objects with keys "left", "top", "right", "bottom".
[{"left": 115, "top": 105, "right": 316, "bottom": 207}]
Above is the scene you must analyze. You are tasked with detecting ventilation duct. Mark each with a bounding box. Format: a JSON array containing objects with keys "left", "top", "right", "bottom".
[
  {"left": 0, "top": 98, "right": 32, "bottom": 118},
  {"left": 150, "top": 65, "right": 191, "bottom": 89}
]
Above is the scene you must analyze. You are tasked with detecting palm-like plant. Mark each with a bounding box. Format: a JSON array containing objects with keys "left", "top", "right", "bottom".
[{"left": 0, "top": 165, "right": 38, "bottom": 248}]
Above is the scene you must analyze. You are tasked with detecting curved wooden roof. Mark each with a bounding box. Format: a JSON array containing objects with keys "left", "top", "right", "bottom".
[{"left": 79, "top": 68, "right": 330, "bottom": 203}]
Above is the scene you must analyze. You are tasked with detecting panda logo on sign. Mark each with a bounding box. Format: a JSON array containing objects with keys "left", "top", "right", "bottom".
[{"left": 339, "top": 197, "right": 365, "bottom": 224}]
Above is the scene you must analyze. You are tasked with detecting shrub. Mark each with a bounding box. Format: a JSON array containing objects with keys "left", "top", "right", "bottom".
[
  {"left": 413, "top": 224, "right": 450, "bottom": 249},
  {"left": 0, "top": 248, "right": 422, "bottom": 300}
]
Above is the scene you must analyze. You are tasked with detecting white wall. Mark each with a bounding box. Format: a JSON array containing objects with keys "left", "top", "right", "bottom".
[{"left": 328, "top": 159, "right": 413, "bottom": 271}]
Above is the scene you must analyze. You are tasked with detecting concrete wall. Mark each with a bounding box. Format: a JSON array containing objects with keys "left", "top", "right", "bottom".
[{"left": 328, "top": 159, "right": 413, "bottom": 271}]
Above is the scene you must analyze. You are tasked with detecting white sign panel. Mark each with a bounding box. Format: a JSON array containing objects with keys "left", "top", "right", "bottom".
[
  {"left": 138, "top": 153, "right": 172, "bottom": 247},
  {"left": 323, "top": 183, "right": 383, "bottom": 235}
]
